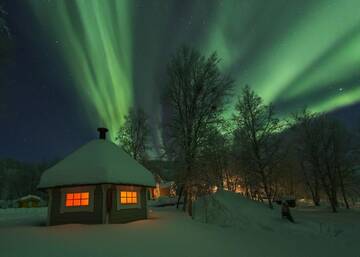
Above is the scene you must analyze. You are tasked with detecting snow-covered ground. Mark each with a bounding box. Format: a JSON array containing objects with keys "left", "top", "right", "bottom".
[{"left": 0, "top": 193, "right": 359, "bottom": 257}]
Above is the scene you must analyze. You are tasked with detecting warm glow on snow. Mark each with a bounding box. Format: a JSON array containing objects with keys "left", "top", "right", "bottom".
[{"left": 65, "top": 192, "right": 89, "bottom": 207}]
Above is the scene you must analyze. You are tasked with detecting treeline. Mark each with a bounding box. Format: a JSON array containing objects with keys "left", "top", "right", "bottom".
[
  {"left": 0, "top": 159, "right": 52, "bottom": 200},
  {"left": 117, "top": 46, "right": 360, "bottom": 214}
]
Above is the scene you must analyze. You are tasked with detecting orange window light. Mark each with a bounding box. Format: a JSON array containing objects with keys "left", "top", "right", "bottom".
[
  {"left": 120, "top": 191, "right": 138, "bottom": 204},
  {"left": 65, "top": 192, "right": 89, "bottom": 207}
]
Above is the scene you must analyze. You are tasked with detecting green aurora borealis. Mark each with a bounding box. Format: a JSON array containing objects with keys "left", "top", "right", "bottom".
[
  {"left": 30, "top": 0, "right": 360, "bottom": 141},
  {"left": 31, "top": 0, "right": 133, "bottom": 140}
]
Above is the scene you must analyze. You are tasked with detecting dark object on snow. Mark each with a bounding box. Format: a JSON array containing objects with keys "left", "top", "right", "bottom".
[
  {"left": 279, "top": 197, "right": 296, "bottom": 207},
  {"left": 285, "top": 199, "right": 296, "bottom": 208},
  {"left": 274, "top": 199, "right": 282, "bottom": 205},
  {"left": 281, "top": 201, "right": 295, "bottom": 223}
]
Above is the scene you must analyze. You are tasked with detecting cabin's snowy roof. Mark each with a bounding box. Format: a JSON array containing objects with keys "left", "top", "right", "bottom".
[
  {"left": 16, "top": 195, "right": 41, "bottom": 202},
  {"left": 38, "top": 139, "right": 156, "bottom": 189}
]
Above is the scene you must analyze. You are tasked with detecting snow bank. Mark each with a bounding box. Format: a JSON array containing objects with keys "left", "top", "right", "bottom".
[
  {"left": 193, "top": 190, "right": 344, "bottom": 236},
  {"left": 0, "top": 207, "right": 46, "bottom": 227},
  {"left": 193, "top": 190, "right": 280, "bottom": 230}
]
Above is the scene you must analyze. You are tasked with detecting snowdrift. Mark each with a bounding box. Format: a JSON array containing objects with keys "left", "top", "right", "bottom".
[
  {"left": 193, "top": 190, "right": 280, "bottom": 230},
  {"left": 193, "top": 190, "right": 335, "bottom": 235}
]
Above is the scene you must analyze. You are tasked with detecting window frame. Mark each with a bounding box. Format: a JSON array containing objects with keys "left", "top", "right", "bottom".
[
  {"left": 120, "top": 191, "right": 138, "bottom": 205},
  {"left": 60, "top": 186, "right": 95, "bottom": 213},
  {"left": 65, "top": 192, "right": 90, "bottom": 207},
  {"left": 116, "top": 185, "right": 141, "bottom": 210}
]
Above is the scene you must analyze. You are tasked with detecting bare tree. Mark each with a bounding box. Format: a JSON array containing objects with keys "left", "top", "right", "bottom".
[
  {"left": 199, "top": 124, "right": 232, "bottom": 190},
  {"left": 232, "top": 128, "right": 261, "bottom": 199},
  {"left": 0, "top": 5, "right": 10, "bottom": 37},
  {"left": 233, "top": 85, "right": 284, "bottom": 209},
  {"left": 0, "top": 4, "right": 11, "bottom": 118},
  {"left": 163, "top": 46, "right": 234, "bottom": 214},
  {"left": 116, "top": 108, "right": 151, "bottom": 163},
  {"left": 317, "top": 116, "right": 342, "bottom": 212},
  {"left": 292, "top": 109, "right": 322, "bottom": 206},
  {"left": 320, "top": 116, "right": 359, "bottom": 211},
  {"left": 292, "top": 109, "right": 356, "bottom": 212},
  {"left": 0, "top": 159, "right": 49, "bottom": 201}
]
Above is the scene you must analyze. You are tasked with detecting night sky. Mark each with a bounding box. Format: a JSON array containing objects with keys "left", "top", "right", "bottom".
[{"left": 1, "top": 0, "right": 360, "bottom": 162}]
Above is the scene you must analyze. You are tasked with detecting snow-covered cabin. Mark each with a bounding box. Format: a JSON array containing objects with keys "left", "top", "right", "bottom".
[
  {"left": 38, "top": 128, "right": 156, "bottom": 225},
  {"left": 15, "top": 195, "right": 41, "bottom": 208}
]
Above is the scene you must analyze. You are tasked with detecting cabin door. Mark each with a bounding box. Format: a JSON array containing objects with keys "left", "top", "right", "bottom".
[
  {"left": 107, "top": 188, "right": 113, "bottom": 208},
  {"left": 102, "top": 185, "right": 113, "bottom": 224}
]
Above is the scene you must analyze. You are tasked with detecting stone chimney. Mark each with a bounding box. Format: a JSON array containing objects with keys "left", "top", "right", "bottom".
[{"left": 97, "top": 127, "right": 109, "bottom": 140}]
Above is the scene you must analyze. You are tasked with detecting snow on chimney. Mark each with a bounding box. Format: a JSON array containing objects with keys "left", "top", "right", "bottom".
[{"left": 97, "top": 127, "right": 108, "bottom": 140}]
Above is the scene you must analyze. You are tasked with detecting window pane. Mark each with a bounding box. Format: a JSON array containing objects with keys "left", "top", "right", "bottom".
[
  {"left": 81, "top": 192, "right": 89, "bottom": 199},
  {"left": 81, "top": 199, "right": 89, "bottom": 206},
  {"left": 66, "top": 200, "right": 73, "bottom": 206},
  {"left": 120, "top": 191, "right": 139, "bottom": 205},
  {"left": 65, "top": 192, "right": 91, "bottom": 207}
]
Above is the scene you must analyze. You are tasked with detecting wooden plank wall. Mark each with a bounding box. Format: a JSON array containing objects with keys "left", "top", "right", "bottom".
[
  {"left": 109, "top": 187, "right": 147, "bottom": 223},
  {"left": 49, "top": 185, "right": 148, "bottom": 225},
  {"left": 49, "top": 185, "right": 103, "bottom": 225}
]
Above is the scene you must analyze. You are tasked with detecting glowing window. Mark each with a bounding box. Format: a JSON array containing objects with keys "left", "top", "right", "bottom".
[
  {"left": 120, "top": 191, "right": 138, "bottom": 204},
  {"left": 65, "top": 192, "right": 89, "bottom": 207}
]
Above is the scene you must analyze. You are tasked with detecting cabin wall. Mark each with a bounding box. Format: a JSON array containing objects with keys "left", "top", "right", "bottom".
[
  {"left": 109, "top": 187, "right": 147, "bottom": 223},
  {"left": 49, "top": 185, "right": 103, "bottom": 225},
  {"left": 48, "top": 184, "right": 149, "bottom": 225},
  {"left": 18, "top": 200, "right": 40, "bottom": 208}
]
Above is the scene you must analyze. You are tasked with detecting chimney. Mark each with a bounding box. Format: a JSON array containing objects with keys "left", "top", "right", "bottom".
[{"left": 97, "top": 127, "right": 109, "bottom": 140}]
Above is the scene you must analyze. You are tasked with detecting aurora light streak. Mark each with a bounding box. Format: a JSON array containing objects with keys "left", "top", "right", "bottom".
[
  {"left": 31, "top": 0, "right": 133, "bottom": 140},
  {"left": 29, "top": 0, "right": 360, "bottom": 141},
  {"left": 204, "top": 0, "right": 360, "bottom": 115}
]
